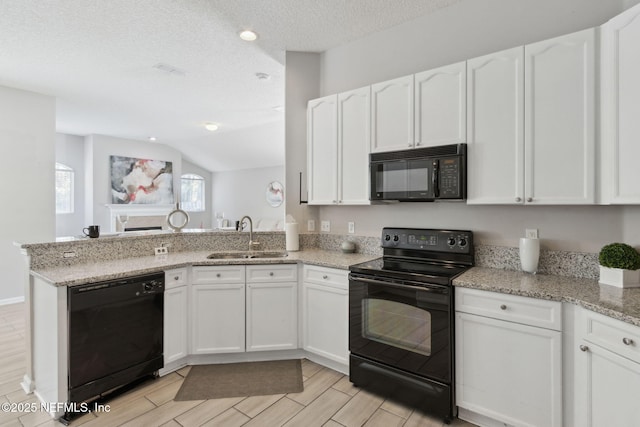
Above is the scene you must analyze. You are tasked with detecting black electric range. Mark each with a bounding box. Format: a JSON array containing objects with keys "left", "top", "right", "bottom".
[{"left": 348, "top": 227, "right": 474, "bottom": 423}]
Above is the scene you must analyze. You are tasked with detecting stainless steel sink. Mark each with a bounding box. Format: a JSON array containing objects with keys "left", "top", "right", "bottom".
[{"left": 206, "top": 251, "right": 288, "bottom": 260}]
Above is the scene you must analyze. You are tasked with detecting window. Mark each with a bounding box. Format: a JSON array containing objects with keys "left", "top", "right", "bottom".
[
  {"left": 55, "top": 163, "right": 74, "bottom": 214},
  {"left": 181, "top": 174, "right": 205, "bottom": 212}
]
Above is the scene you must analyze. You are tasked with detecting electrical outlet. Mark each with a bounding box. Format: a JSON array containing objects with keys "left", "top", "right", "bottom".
[
  {"left": 526, "top": 228, "right": 539, "bottom": 239},
  {"left": 348, "top": 221, "right": 355, "bottom": 234},
  {"left": 321, "top": 220, "right": 331, "bottom": 232},
  {"left": 154, "top": 247, "right": 168, "bottom": 255},
  {"left": 307, "top": 220, "right": 315, "bottom": 232}
]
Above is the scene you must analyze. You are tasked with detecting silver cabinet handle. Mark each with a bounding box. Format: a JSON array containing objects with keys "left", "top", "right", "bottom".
[
  {"left": 580, "top": 345, "right": 589, "bottom": 352},
  {"left": 515, "top": 197, "right": 522, "bottom": 202},
  {"left": 323, "top": 275, "right": 329, "bottom": 280},
  {"left": 174, "top": 276, "right": 180, "bottom": 281},
  {"left": 526, "top": 197, "right": 533, "bottom": 202},
  {"left": 500, "top": 304, "right": 507, "bottom": 310},
  {"left": 216, "top": 273, "right": 221, "bottom": 278},
  {"left": 269, "top": 272, "right": 274, "bottom": 277},
  {"left": 623, "top": 337, "right": 634, "bottom": 345}
]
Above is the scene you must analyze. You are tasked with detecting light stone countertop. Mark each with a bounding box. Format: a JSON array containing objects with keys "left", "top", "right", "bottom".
[
  {"left": 454, "top": 267, "right": 640, "bottom": 327},
  {"left": 29, "top": 249, "right": 378, "bottom": 287}
]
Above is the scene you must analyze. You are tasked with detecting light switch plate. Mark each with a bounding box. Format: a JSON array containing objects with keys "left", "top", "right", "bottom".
[
  {"left": 321, "top": 220, "right": 330, "bottom": 232},
  {"left": 348, "top": 221, "right": 355, "bottom": 234},
  {"left": 307, "top": 220, "right": 315, "bottom": 232}
]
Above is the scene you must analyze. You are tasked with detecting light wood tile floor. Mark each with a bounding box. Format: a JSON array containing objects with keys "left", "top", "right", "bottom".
[{"left": 0, "top": 303, "right": 477, "bottom": 427}]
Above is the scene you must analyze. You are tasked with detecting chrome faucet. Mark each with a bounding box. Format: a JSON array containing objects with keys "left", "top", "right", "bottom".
[{"left": 239, "top": 215, "right": 260, "bottom": 250}]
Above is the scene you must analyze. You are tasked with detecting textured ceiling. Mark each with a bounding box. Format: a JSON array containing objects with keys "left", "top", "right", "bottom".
[{"left": 0, "top": 0, "right": 460, "bottom": 171}]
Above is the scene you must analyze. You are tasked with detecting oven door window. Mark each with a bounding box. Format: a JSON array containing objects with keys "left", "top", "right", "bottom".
[{"left": 363, "top": 298, "right": 432, "bottom": 356}]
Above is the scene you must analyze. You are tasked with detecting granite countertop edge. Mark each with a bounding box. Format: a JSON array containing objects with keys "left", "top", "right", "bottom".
[
  {"left": 29, "top": 249, "right": 377, "bottom": 287},
  {"left": 454, "top": 266, "right": 640, "bottom": 328}
]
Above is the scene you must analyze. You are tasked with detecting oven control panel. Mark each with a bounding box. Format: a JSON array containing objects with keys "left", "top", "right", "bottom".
[{"left": 381, "top": 227, "right": 473, "bottom": 254}]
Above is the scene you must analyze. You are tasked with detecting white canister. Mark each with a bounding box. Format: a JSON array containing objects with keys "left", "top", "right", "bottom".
[
  {"left": 285, "top": 222, "right": 299, "bottom": 251},
  {"left": 519, "top": 237, "right": 540, "bottom": 274}
]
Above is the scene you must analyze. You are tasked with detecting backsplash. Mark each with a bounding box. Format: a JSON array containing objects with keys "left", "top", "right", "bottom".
[{"left": 23, "top": 231, "right": 599, "bottom": 279}]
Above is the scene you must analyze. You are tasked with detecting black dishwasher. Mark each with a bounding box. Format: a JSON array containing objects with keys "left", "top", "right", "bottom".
[{"left": 68, "top": 272, "right": 164, "bottom": 404}]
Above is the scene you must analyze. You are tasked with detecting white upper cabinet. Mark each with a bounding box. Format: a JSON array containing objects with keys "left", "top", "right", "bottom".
[
  {"left": 466, "top": 47, "right": 524, "bottom": 204},
  {"left": 601, "top": 3, "right": 640, "bottom": 203},
  {"left": 307, "top": 88, "right": 371, "bottom": 205},
  {"left": 338, "top": 87, "right": 371, "bottom": 204},
  {"left": 414, "top": 61, "right": 466, "bottom": 148},
  {"left": 307, "top": 95, "right": 338, "bottom": 205},
  {"left": 524, "top": 28, "right": 596, "bottom": 204},
  {"left": 371, "top": 75, "right": 414, "bottom": 152}
]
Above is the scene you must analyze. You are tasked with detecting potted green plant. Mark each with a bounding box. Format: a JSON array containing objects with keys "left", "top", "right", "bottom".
[{"left": 599, "top": 243, "right": 640, "bottom": 288}]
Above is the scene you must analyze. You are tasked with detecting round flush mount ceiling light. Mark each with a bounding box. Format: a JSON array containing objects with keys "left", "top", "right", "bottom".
[
  {"left": 204, "top": 123, "right": 219, "bottom": 132},
  {"left": 239, "top": 30, "right": 258, "bottom": 41},
  {"left": 256, "top": 72, "right": 271, "bottom": 81}
]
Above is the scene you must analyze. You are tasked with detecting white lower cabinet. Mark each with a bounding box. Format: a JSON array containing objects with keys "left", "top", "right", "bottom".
[
  {"left": 190, "top": 264, "right": 298, "bottom": 355},
  {"left": 246, "top": 265, "right": 298, "bottom": 352},
  {"left": 163, "top": 268, "right": 188, "bottom": 364},
  {"left": 302, "top": 265, "right": 349, "bottom": 365},
  {"left": 191, "top": 266, "right": 246, "bottom": 354},
  {"left": 455, "top": 288, "right": 562, "bottom": 427},
  {"left": 572, "top": 306, "right": 640, "bottom": 426}
]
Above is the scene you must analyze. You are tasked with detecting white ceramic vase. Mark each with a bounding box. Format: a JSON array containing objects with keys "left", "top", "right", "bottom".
[{"left": 519, "top": 238, "right": 540, "bottom": 274}]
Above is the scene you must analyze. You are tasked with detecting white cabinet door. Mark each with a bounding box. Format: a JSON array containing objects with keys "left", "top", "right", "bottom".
[
  {"left": 600, "top": 3, "right": 640, "bottom": 203},
  {"left": 466, "top": 47, "right": 525, "bottom": 204},
  {"left": 371, "top": 75, "right": 414, "bottom": 153},
  {"left": 307, "top": 95, "right": 338, "bottom": 204},
  {"left": 191, "top": 283, "right": 245, "bottom": 354},
  {"left": 246, "top": 281, "right": 297, "bottom": 352},
  {"left": 524, "top": 28, "right": 595, "bottom": 204},
  {"left": 574, "top": 341, "right": 640, "bottom": 427},
  {"left": 456, "top": 312, "right": 562, "bottom": 427},
  {"left": 302, "top": 266, "right": 349, "bottom": 365},
  {"left": 414, "top": 61, "right": 466, "bottom": 148},
  {"left": 338, "top": 86, "right": 371, "bottom": 204},
  {"left": 164, "top": 285, "right": 188, "bottom": 364}
]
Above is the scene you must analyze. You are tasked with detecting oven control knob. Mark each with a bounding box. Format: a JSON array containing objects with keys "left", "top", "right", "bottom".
[
  {"left": 458, "top": 238, "right": 467, "bottom": 247},
  {"left": 447, "top": 237, "right": 456, "bottom": 246},
  {"left": 384, "top": 234, "right": 391, "bottom": 241},
  {"left": 143, "top": 283, "right": 154, "bottom": 291},
  {"left": 393, "top": 235, "right": 399, "bottom": 242}
]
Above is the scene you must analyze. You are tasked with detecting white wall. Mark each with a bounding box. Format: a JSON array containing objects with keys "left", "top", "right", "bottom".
[
  {"left": 212, "top": 166, "right": 285, "bottom": 229},
  {"left": 55, "top": 133, "right": 85, "bottom": 237},
  {"left": 182, "top": 159, "right": 213, "bottom": 229},
  {"left": 285, "top": 0, "right": 637, "bottom": 253},
  {"left": 0, "top": 86, "right": 55, "bottom": 302},
  {"left": 285, "top": 52, "right": 322, "bottom": 228},
  {"left": 85, "top": 135, "right": 182, "bottom": 229}
]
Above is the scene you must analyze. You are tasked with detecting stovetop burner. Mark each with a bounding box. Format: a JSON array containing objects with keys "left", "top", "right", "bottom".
[{"left": 349, "top": 227, "right": 474, "bottom": 285}]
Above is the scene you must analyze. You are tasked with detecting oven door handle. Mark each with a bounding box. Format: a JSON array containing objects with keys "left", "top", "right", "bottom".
[{"left": 349, "top": 274, "right": 448, "bottom": 294}]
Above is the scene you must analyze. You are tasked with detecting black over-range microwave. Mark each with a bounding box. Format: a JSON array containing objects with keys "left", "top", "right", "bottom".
[{"left": 370, "top": 143, "right": 466, "bottom": 202}]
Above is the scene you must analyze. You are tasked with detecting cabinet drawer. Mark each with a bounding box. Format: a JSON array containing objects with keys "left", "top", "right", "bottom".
[
  {"left": 455, "top": 287, "right": 562, "bottom": 331},
  {"left": 165, "top": 268, "right": 187, "bottom": 289},
  {"left": 582, "top": 309, "right": 640, "bottom": 364},
  {"left": 303, "top": 265, "right": 348, "bottom": 290},
  {"left": 246, "top": 264, "right": 297, "bottom": 283},
  {"left": 192, "top": 266, "right": 245, "bottom": 284}
]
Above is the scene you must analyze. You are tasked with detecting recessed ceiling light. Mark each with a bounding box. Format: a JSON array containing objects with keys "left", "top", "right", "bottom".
[
  {"left": 148, "top": 137, "right": 157, "bottom": 142},
  {"left": 239, "top": 30, "right": 258, "bottom": 41},
  {"left": 205, "top": 123, "right": 219, "bottom": 132}
]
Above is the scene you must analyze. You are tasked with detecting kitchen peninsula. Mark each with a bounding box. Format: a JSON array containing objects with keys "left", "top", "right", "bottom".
[{"left": 17, "top": 229, "right": 640, "bottom": 425}]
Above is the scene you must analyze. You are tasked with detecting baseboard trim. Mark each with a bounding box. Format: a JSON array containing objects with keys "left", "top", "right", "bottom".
[{"left": 0, "top": 296, "right": 25, "bottom": 306}]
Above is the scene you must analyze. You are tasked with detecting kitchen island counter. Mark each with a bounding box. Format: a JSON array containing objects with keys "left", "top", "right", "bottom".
[{"left": 455, "top": 266, "right": 640, "bottom": 327}]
